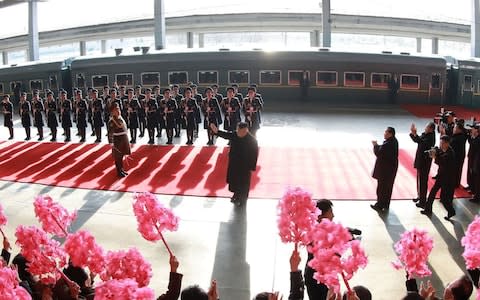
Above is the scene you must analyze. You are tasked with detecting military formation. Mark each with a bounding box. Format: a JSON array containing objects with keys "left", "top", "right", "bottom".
[{"left": 1, "top": 83, "right": 264, "bottom": 145}]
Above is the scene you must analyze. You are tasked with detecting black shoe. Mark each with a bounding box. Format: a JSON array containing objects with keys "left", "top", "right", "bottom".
[
  {"left": 50, "top": 138, "right": 56, "bottom": 142},
  {"left": 420, "top": 210, "right": 432, "bottom": 216},
  {"left": 94, "top": 139, "right": 101, "bottom": 143},
  {"left": 166, "top": 141, "right": 173, "bottom": 145},
  {"left": 230, "top": 197, "right": 238, "bottom": 204},
  {"left": 186, "top": 141, "right": 193, "bottom": 145},
  {"left": 174, "top": 134, "right": 180, "bottom": 138},
  {"left": 121, "top": 170, "right": 129, "bottom": 176},
  {"left": 117, "top": 172, "right": 126, "bottom": 178},
  {"left": 38, "top": 137, "right": 43, "bottom": 141},
  {"left": 139, "top": 134, "right": 144, "bottom": 138},
  {"left": 91, "top": 132, "right": 96, "bottom": 136},
  {"left": 24, "top": 137, "right": 30, "bottom": 141},
  {"left": 148, "top": 140, "right": 154, "bottom": 145},
  {"left": 370, "top": 204, "right": 383, "bottom": 211},
  {"left": 80, "top": 138, "right": 85, "bottom": 142},
  {"left": 415, "top": 203, "right": 426, "bottom": 209},
  {"left": 156, "top": 133, "right": 161, "bottom": 137},
  {"left": 64, "top": 138, "right": 71, "bottom": 142},
  {"left": 412, "top": 198, "right": 419, "bottom": 203},
  {"left": 432, "top": 175, "right": 437, "bottom": 180},
  {"left": 8, "top": 136, "right": 13, "bottom": 140}
]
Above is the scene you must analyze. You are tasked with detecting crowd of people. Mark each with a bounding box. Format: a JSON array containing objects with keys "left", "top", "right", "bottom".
[{"left": 1, "top": 83, "right": 264, "bottom": 146}]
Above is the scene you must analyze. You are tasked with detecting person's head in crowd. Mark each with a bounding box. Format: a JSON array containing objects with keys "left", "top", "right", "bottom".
[
  {"left": 91, "top": 89, "right": 98, "bottom": 99},
  {"left": 454, "top": 123, "right": 464, "bottom": 135},
  {"left": 211, "top": 84, "right": 219, "bottom": 94},
  {"left": 172, "top": 84, "right": 180, "bottom": 94},
  {"left": 253, "top": 292, "right": 276, "bottom": 300},
  {"left": 46, "top": 91, "right": 54, "bottom": 101},
  {"left": 127, "top": 88, "right": 134, "bottom": 98},
  {"left": 75, "top": 89, "right": 82, "bottom": 99},
  {"left": 2, "top": 95, "right": 9, "bottom": 102},
  {"left": 247, "top": 87, "right": 256, "bottom": 98},
  {"left": 103, "top": 85, "right": 109, "bottom": 94},
  {"left": 163, "top": 88, "right": 171, "bottom": 99},
  {"left": 401, "top": 292, "right": 425, "bottom": 300},
  {"left": 342, "top": 286, "right": 371, "bottom": 300},
  {"left": 20, "top": 92, "right": 27, "bottom": 101},
  {"left": 444, "top": 275, "right": 473, "bottom": 300},
  {"left": 226, "top": 87, "right": 235, "bottom": 98},
  {"left": 153, "top": 85, "right": 160, "bottom": 94},
  {"left": 12, "top": 253, "right": 34, "bottom": 283},
  {"left": 184, "top": 87, "right": 192, "bottom": 98},
  {"left": 181, "top": 285, "right": 208, "bottom": 300},
  {"left": 63, "top": 261, "right": 89, "bottom": 290},
  {"left": 145, "top": 88, "right": 152, "bottom": 98},
  {"left": 205, "top": 87, "right": 213, "bottom": 99},
  {"left": 135, "top": 85, "right": 142, "bottom": 93},
  {"left": 471, "top": 123, "right": 480, "bottom": 137},
  {"left": 109, "top": 88, "right": 117, "bottom": 97},
  {"left": 446, "top": 112, "right": 455, "bottom": 124},
  {"left": 231, "top": 83, "right": 239, "bottom": 93},
  {"left": 316, "top": 199, "right": 334, "bottom": 221},
  {"left": 425, "top": 122, "right": 435, "bottom": 133},
  {"left": 440, "top": 135, "right": 451, "bottom": 151},
  {"left": 236, "top": 122, "right": 249, "bottom": 138},
  {"left": 59, "top": 90, "right": 67, "bottom": 100},
  {"left": 111, "top": 102, "right": 120, "bottom": 117},
  {"left": 384, "top": 126, "right": 396, "bottom": 140}
]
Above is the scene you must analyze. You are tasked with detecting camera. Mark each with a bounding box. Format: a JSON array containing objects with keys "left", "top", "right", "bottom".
[{"left": 424, "top": 146, "right": 440, "bottom": 157}]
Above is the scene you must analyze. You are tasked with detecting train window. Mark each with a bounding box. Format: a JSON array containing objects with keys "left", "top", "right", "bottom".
[
  {"left": 49, "top": 75, "right": 58, "bottom": 90},
  {"left": 115, "top": 73, "right": 134, "bottom": 87},
  {"left": 316, "top": 71, "right": 337, "bottom": 86},
  {"left": 371, "top": 73, "right": 390, "bottom": 88},
  {"left": 344, "top": 72, "right": 365, "bottom": 87},
  {"left": 168, "top": 71, "right": 188, "bottom": 85},
  {"left": 400, "top": 74, "right": 420, "bottom": 89},
  {"left": 0, "top": 83, "right": 3, "bottom": 94},
  {"left": 463, "top": 75, "right": 473, "bottom": 91},
  {"left": 198, "top": 71, "right": 218, "bottom": 85},
  {"left": 431, "top": 73, "right": 441, "bottom": 89},
  {"left": 288, "top": 71, "right": 309, "bottom": 86},
  {"left": 30, "top": 80, "right": 43, "bottom": 92},
  {"left": 141, "top": 72, "right": 160, "bottom": 86},
  {"left": 10, "top": 82, "right": 21, "bottom": 94},
  {"left": 76, "top": 73, "right": 86, "bottom": 89},
  {"left": 229, "top": 70, "right": 250, "bottom": 84},
  {"left": 260, "top": 70, "right": 281, "bottom": 85},
  {"left": 92, "top": 75, "right": 108, "bottom": 88}
]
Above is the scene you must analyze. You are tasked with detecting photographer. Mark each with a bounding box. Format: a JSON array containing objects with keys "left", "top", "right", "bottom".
[
  {"left": 409, "top": 122, "right": 435, "bottom": 207},
  {"left": 467, "top": 123, "right": 480, "bottom": 203},
  {"left": 437, "top": 111, "right": 455, "bottom": 136},
  {"left": 420, "top": 135, "right": 456, "bottom": 221}
]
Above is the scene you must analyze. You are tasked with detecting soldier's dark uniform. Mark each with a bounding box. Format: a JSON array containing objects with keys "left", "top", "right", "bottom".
[
  {"left": 126, "top": 90, "right": 140, "bottom": 144},
  {"left": 191, "top": 84, "right": 203, "bottom": 138},
  {"left": 108, "top": 103, "right": 131, "bottom": 178},
  {"left": 135, "top": 86, "right": 147, "bottom": 138},
  {"left": 164, "top": 89, "right": 177, "bottom": 144},
  {"left": 145, "top": 89, "right": 158, "bottom": 144},
  {"left": 154, "top": 87, "right": 164, "bottom": 137},
  {"left": 19, "top": 94, "right": 32, "bottom": 140},
  {"left": 86, "top": 88, "right": 95, "bottom": 137},
  {"left": 91, "top": 90, "right": 104, "bottom": 143},
  {"left": 32, "top": 94, "right": 45, "bottom": 141},
  {"left": 202, "top": 88, "right": 222, "bottom": 145},
  {"left": 222, "top": 96, "right": 241, "bottom": 132},
  {"left": 172, "top": 86, "right": 183, "bottom": 138},
  {"left": 182, "top": 88, "right": 199, "bottom": 145},
  {"left": 243, "top": 88, "right": 263, "bottom": 137},
  {"left": 45, "top": 92, "right": 58, "bottom": 141},
  {"left": 76, "top": 93, "right": 89, "bottom": 142},
  {"left": 60, "top": 92, "right": 73, "bottom": 142},
  {"left": 2, "top": 95, "right": 14, "bottom": 140}
]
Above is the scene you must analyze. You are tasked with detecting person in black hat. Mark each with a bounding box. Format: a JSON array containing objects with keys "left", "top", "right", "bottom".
[
  {"left": 91, "top": 89, "right": 104, "bottom": 143},
  {"left": 421, "top": 135, "right": 456, "bottom": 220},
  {"left": 163, "top": 88, "right": 177, "bottom": 144},
  {"left": 32, "top": 90, "right": 45, "bottom": 141},
  {"left": 45, "top": 91, "right": 58, "bottom": 141},
  {"left": 221, "top": 87, "right": 241, "bottom": 134},
  {"left": 2, "top": 95, "right": 14, "bottom": 140},
  {"left": 370, "top": 126, "right": 399, "bottom": 212},
  {"left": 145, "top": 88, "right": 158, "bottom": 144},
  {"left": 202, "top": 87, "right": 222, "bottom": 145},
  {"left": 181, "top": 87, "right": 199, "bottom": 145},
  {"left": 19, "top": 92, "right": 32, "bottom": 140},
  {"left": 242, "top": 87, "right": 263, "bottom": 137},
  {"left": 210, "top": 121, "right": 258, "bottom": 206},
  {"left": 126, "top": 88, "right": 140, "bottom": 143},
  {"left": 108, "top": 102, "right": 131, "bottom": 177},
  {"left": 59, "top": 90, "right": 72, "bottom": 142},
  {"left": 75, "top": 90, "right": 88, "bottom": 142},
  {"left": 190, "top": 84, "right": 203, "bottom": 138}
]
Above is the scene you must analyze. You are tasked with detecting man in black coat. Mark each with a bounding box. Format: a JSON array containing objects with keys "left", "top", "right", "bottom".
[
  {"left": 370, "top": 126, "right": 399, "bottom": 211},
  {"left": 449, "top": 123, "right": 468, "bottom": 188},
  {"left": 210, "top": 121, "right": 259, "bottom": 206},
  {"left": 467, "top": 124, "right": 480, "bottom": 203},
  {"left": 409, "top": 122, "right": 435, "bottom": 207},
  {"left": 421, "top": 135, "right": 456, "bottom": 220}
]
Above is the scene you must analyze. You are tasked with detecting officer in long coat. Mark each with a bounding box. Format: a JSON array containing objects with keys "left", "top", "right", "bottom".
[
  {"left": 108, "top": 103, "right": 131, "bottom": 178},
  {"left": 59, "top": 90, "right": 72, "bottom": 142},
  {"left": 91, "top": 89, "right": 104, "bottom": 143},
  {"left": 45, "top": 91, "right": 58, "bottom": 141},
  {"left": 2, "top": 95, "right": 14, "bottom": 140},
  {"left": 19, "top": 92, "right": 31, "bottom": 140},
  {"left": 32, "top": 90, "right": 45, "bottom": 141},
  {"left": 145, "top": 88, "right": 158, "bottom": 144}
]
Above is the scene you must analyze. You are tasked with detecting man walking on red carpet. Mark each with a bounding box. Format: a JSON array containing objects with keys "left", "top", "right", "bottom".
[
  {"left": 108, "top": 103, "right": 131, "bottom": 178},
  {"left": 210, "top": 122, "right": 259, "bottom": 206},
  {"left": 370, "top": 126, "right": 398, "bottom": 212}
]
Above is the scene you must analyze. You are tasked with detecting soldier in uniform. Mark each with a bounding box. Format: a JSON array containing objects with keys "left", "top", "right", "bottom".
[
  {"left": 191, "top": 84, "right": 203, "bottom": 138},
  {"left": 45, "top": 91, "right": 58, "bottom": 142},
  {"left": 19, "top": 92, "right": 32, "bottom": 140},
  {"left": 171, "top": 84, "right": 183, "bottom": 138},
  {"left": 250, "top": 83, "right": 264, "bottom": 125},
  {"left": 1, "top": 95, "right": 14, "bottom": 140},
  {"left": 231, "top": 83, "right": 243, "bottom": 106},
  {"left": 153, "top": 85, "right": 163, "bottom": 137},
  {"left": 211, "top": 84, "right": 224, "bottom": 105},
  {"left": 59, "top": 90, "right": 72, "bottom": 142},
  {"left": 202, "top": 87, "right": 222, "bottom": 145},
  {"left": 126, "top": 88, "right": 140, "bottom": 144},
  {"left": 145, "top": 88, "right": 158, "bottom": 144},
  {"left": 108, "top": 103, "right": 131, "bottom": 178},
  {"left": 91, "top": 89, "right": 104, "bottom": 143},
  {"left": 242, "top": 87, "right": 263, "bottom": 137},
  {"left": 182, "top": 87, "right": 199, "bottom": 145},
  {"left": 86, "top": 87, "right": 95, "bottom": 137},
  {"left": 75, "top": 90, "right": 88, "bottom": 142},
  {"left": 163, "top": 88, "right": 177, "bottom": 144},
  {"left": 119, "top": 86, "right": 129, "bottom": 121},
  {"left": 32, "top": 90, "right": 45, "bottom": 141},
  {"left": 135, "top": 85, "right": 147, "bottom": 138},
  {"left": 221, "top": 87, "right": 241, "bottom": 133}
]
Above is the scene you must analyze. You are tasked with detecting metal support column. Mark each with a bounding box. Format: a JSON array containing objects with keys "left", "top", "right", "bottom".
[
  {"left": 472, "top": 0, "right": 480, "bottom": 57},
  {"left": 28, "top": 0, "right": 39, "bottom": 61},
  {"left": 187, "top": 32, "right": 194, "bottom": 48},
  {"left": 310, "top": 30, "right": 321, "bottom": 47},
  {"left": 199, "top": 33, "right": 205, "bottom": 48},
  {"left": 154, "top": 0, "right": 166, "bottom": 50},
  {"left": 416, "top": 37, "right": 422, "bottom": 53},
  {"left": 2, "top": 52, "right": 7, "bottom": 65},
  {"left": 101, "top": 40, "right": 107, "bottom": 54},
  {"left": 80, "top": 41, "right": 86, "bottom": 56},
  {"left": 322, "top": 0, "right": 331, "bottom": 47},
  {"left": 432, "top": 37, "right": 439, "bottom": 54}
]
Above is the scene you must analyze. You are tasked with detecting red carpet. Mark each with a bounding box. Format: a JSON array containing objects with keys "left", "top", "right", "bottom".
[
  {"left": 0, "top": 141, "right": 471, "bottom": 200},
  {"left": 401, "top": 104, "right": 480, "bottom": 121}
]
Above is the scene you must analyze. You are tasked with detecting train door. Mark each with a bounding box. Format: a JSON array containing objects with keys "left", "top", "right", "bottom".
[
  {"left": 461, "top": 73, "right": 474, "bottom": 106},
  {"left": 428, "top": 73, "right": 442, "bottom": 104},
  {"left": 445, "top": 66, "right": 458, "bottom": 105}
]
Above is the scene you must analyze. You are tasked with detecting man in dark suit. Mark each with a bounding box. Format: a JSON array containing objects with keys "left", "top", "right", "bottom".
[
  {"left": 409, "top": 122, "right": 435, "bottom": 207},
  {"left": 421, "top": 135, "right": 456, "bottom": 220},
  {"left": 449, "top": 123, "right": 468, "bottom": 188},
  {"left": 370, "top": 127, "right": 399, "bottom": 211}
]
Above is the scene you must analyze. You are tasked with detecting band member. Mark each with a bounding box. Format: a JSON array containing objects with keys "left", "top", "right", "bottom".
[
  {"left": 211, "top": 84, "right": 224, "bottom": 105},
  {"left": 370, "top": 127, "right": 399, "bottom": 212},
  {"left": 108, "top": 103, "right": 131, "bottom": 178},
  {"left": 135, "top": 85, "right": 147, "bottom": 138},
  {"left": 75, "top": 90, "right": 88, "bottom": 142},
  {"left": 242, "top": 87, "right": 263, "bottom": 137},
  {"left": 103, "top": 88, "right": 117, "bottom": 126},
  {"left": 91, "top": 89, "right": 104, "bottom": 143},
  {"left": 231, "top": 83, "right": 243, "bottom": 105},
  {"left": 421, "top": 135, "right": 456, "bottom": 220},
  {"left": 191, "top": 84, "right": 203, "bottom": 138},
  {"left": 45, "top": 91, "right": 58, "bottom": 142},
  {"left": 202, "top": 87, "right": 222, "bottom": 145},
  {"left": 2, "top": 95, "right": 14, "bottom": 140},
  {"left": 119, "top": 86, "right": 129, "bottom": 121},
  {"left": 126, "top": 88, "right": 140, "bottom": 144},
  {"left": 172, "top": 84, "right": 183, "bottom": 138},
  {"left": 250, "top": 83, "right": 264, "bottom": 125},
  {"left": 32, "top": 90, "right": 45, "bottom": 141},
  {"left": 59, "top": 90, "right": 72, "bottom": 142},
  {"left": 181, "top": 87, "right": 199, "bottom": 145},
  {"left": 19, "top": 92, "right": 32, "bottom": 140},
  {"left": 86, "top": 87, "right": 95, "bottom": 137},
  {"left": 153, "top": 85, "right": 164, "bottom": 137},
  {"left": 210, "top": 122, "right": 259, "bottom": 206},
  {"left": 163, "top": 88, "right": 177, "bottom": 144},
  {"left": 222, "top": 87, "right": 241, "bottom": 133},
  {"left": 409, "top": 122, "right": 435, "bottom": 207},
  {"left": 145, "top": 88, "right": 158, "bottom": 144}
]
